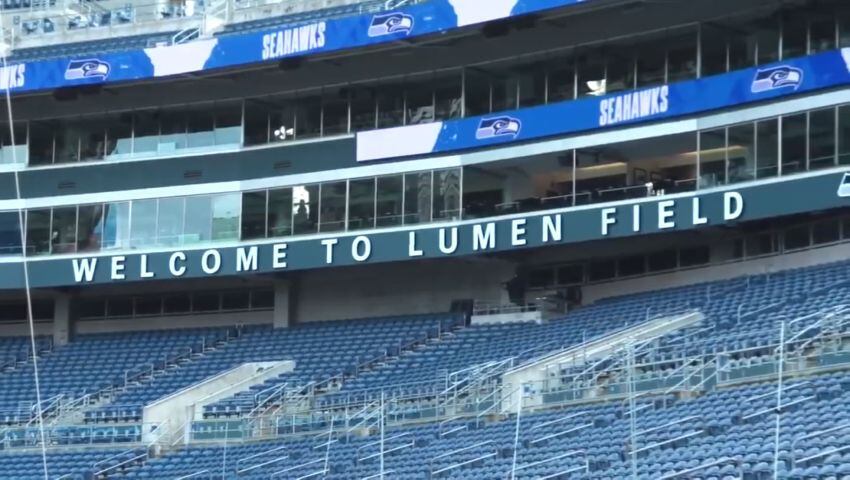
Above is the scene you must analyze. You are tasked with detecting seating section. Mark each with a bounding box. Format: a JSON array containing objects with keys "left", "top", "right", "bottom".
[
  {"left": 0, "top": 327, "right": 231, "bottom": 424},
  {"left": 92, "top": 314, "right": 457, "bottom": 421},
  {"left": 0, "top": 447, "right": 144, "bottom": 480},
  {"left": 221, "top": 0, "right": 385, "bottom": 35}
]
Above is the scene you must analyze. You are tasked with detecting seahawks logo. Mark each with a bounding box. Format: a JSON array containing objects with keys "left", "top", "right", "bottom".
[
  {"left": 64, "top": 59, "right": 110, "bottom": 81},
  {"left": 476, "top": 116, "right": 521, "bottom": 140},
  {"left": 751, "top": 66, "right": 803, "bottom": 93},
  {"left": 367, "top": 12, "right": 414, "bottom": 37},
  {"left": 839, "top": 172, "right": 850, "bottom": 198}
]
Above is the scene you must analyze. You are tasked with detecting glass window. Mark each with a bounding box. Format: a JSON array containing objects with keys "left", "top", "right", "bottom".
[
  {"left": 745, "top": 233, "right": 776, "bottom": 257},
  {"left": 728, "top": 28, "right": 754, "bottom": 71},
  {"left": 557, "top": 265, "right": 584, "bottom": 285},
  {"left": 184, "top": 195, "right": 213, "bottom": 245},
  {"left": 648, "top": 250, "right": 677, "bottom": 272},
  {"left": 755, "top": 119, "right": 779, "bottom": 179},
  {"left": 490, "top": 71, "right": 518, "bottom": 112},
  {"left": 435, "top": 73, "right": 462, "bottom": 120},
  {"left": 53, "top": 119, "right": 81, "bottom": 164},
  {"left": 406, "top": 78, "right": 435, "bottom": 125},
  {"left": 322, "top": 89, "right": 349, "bottom": 135},
  {"left": 0, "top": 122, "right": 27, "bottom": 165},
  {"left": 781, "top": 114, "right": 806, "bottom": 174},
  {"left": 577, "top": 52, "right": 606, "bottom": 97},
  {"left": 433, "top": 168, "right": 461, "bottom": 221},
  {"left": 528, "top": 269, "right": 554, "bottom": 289},
  {"left": 377, "top": 85, "right": 405, "bottom": 128},
  {"left": 700, "top": 24, "right": 727, "bottom": 76},
  {"left": 164, "top": 295, "right": 191, "bottom": 314},
  {"left": 193, "top": 293, "right": 219, "bottom": 312},
  {"left": 222, "top": 291, "right": 250, "bottom": 311},
  {"left": 350, "top": 87, "right": 377, "bottom": 131},
  {"left": 679, "top": 246, "right": 710, "bottom": 267},
  {"left": 518, "top": 66, "right": 546, "bottom": 108},
  {"left": 107, "top": 298, "right": 133, "bottom": 317},
  {"left": 214, "top": 101, "right": 242, "bottom": 146},
  {"left": 28, "top": 121, "right": 54, "bottom": 165},
  {"left": 727, "top": 123, "right": 755, "bottom": 184},
  {"left": 547, "top": 59, "right": 575, "bottom": 103},
  {"left": 605, "top": 52, "right": 634, "bottom": 93},
  {"left": 78, "top": 299, "right": 106, "bottom": 319},
  {"left": 404, "top": 171, "right": 432, "bottom": 225},
  {"left": 211, "top": 193, "right": 241, "bottom": 241},
  {"left": 157, "top": 197, "right": 184, "bottom": 247},
  {"left": 752, "top": 19, "right": 780, "bottom": 65},
  {"left": 135, "top": 297, "right": 162, "bottom": 316},
  {"left": 292, "top": 185, "right": 318, "bottom": 235},
  {"left": 841, "top": 10, "right": 850, "bottom": 48},
  {"left": 809, "top": 18, "right": 836, "bottom": 53},
  {"left": 464, "top": 69, "right": 491, "bottom": 116},
  {"left": 51, "top": 207, "right": 77, "bottom": 254},
  {"left": 251, "top": 290, "right": 274, "bottom": 309},
  {"left": 269, "top": 96, "right": 297, "bottom": 142},
  {"left": 25, "top": 209, "right": 51, "bottom": 256},
  {"left": 782, "top": 16, "right": 808, "bottom": 59},
  {"left": 636, "top": 39, "right": 666, "bottom": 87},
  {"left": 319, "top": 181, "right": 346, "bottom": 233},
  {"left": 241, "top": 191, "right": 267, "bottom": 240},
  {"left": 268, "top": 188, "right": 294, "bottom": 238},
  {"left": 101, "top": 202, "right": 130, "bottom": 251},
  {"left": 618, "top": 255, "right": 646, "bottom": 277},
  {"left": 185, "top": 106, "right": 215, "bottom": 149},
  {"left": 159, "top": 108, "right": 188, "bottom": 152},
  {"left": 784, "top": 224, "right": 810, "bottom": 250},
  {"left": 133, "top": 110, "right": 160, "bottom": 155},
  {"left": 699, "top": 129, "right": 726, "bottom": 187},
  {"left": 77, "top": 204, "right": 103, "bottom": 253},
  {"left": 295, "top": 96, "right": 321, "bottom": 139},
  {"left": 105, "top": 113, "right": 133, "bottom": 158},
  {"left": 244, "top": 99, "right": 271, "bottom": 146},
  {"left": 839, "top": 105, "right": 850, "bottom": 165},
  {"left": 376, "top": 175, "right": 403, "bottom": 227},
  {"left": 348, "top": 178, "right": 376, "bottom": 231},
  {"left": 588, "top": 260, "right": 616, "bottom": 282},
  {"left": 813, "top": 220, "right": 840, "bottom": 244},
  {"left": 0, "top": 212, "right": 21, "bottom": 255},
  {"left": 130, "top": 199, "right": 158, "bottom": 248},
  {"left": 77, "top": 118, "right": 107, "bottom": 162},
  {"left": 809, "top": 108, "right": 836, "bottom": 170}
]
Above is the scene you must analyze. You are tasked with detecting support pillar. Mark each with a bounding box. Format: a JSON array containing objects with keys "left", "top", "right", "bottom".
[
  {"left": 52, "top": 293, "right": 72, "bottom": 347},
  {"left": 273, "top": 279, "right": 292, "bottom": 329}
]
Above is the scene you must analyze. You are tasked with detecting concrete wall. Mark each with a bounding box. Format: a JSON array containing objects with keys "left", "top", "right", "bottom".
[
  {"left": 76, "top": 310, "right": 272, "bottom": 335},
  {"left": 295, "top": 258, "right": 516, "bottom": 321}
]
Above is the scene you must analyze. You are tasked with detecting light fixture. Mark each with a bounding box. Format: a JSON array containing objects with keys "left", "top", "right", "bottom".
[{"left": 274, "top": 126, "right": 294, "bottom": 140}]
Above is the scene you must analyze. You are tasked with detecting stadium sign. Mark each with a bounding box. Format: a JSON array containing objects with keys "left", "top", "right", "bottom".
[
  {"left": 0, "top": 170, "right": 847, "bottom": 289},
  {"left": 356, "top": 48, "right": 850, "bottom": 161}
]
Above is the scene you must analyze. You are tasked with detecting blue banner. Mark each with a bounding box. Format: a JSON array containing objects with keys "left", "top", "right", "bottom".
[
  {"left": 357, "top": 48, "right": 850, "bottom": 161},
  {"left": 1, "top": 0, "right": 589, "bottom": 95}
]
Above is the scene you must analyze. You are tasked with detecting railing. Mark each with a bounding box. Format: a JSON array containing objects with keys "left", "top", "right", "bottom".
[
  {"left": 509, "top": 450, "right": 589, "bottom": 479},
  {"left": 174, "top": 470, "right": 212, "bottom": 480},
  {"left": 270, "top": 457, "right": 325, "bottom": 479},
  {"left": 658, "top": 456, "right": 741, "bottom": 479},
  {"left": 234, "top": 444, "right": 288, "bottom": 473},
  {"left": 791, "top": 423, "right": 850, "bottom": 468},
  {"left": 92, "top": 447, "right": 149, "bottom": 478},
  {"left": 429, "top": 440, "right": 495, "bottom": 476}
]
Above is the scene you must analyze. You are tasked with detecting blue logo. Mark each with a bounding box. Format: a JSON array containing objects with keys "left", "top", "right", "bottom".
[
  {"left": 64, "top": 59, "right": 110, "bottom": 81},
  {"left": 751, "top": 66, "right": 803, "bottom": 93},
  {"left": 367, "top": 12, "right": 414, "bottom": 37},
  {"left": 476, "top": 116, "right": 522, "bottom": 140},
  {"left": 839, "top": 172, "right": 850, "bottom": 198}
]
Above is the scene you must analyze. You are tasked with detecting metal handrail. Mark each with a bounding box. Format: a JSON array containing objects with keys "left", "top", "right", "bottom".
[
  {"left": 270, "top": 458, "right": 325, "bottom": 478},
  {"left": 528, "top": 423, "right": 593, "bottom": 445},
  {"left": 235, "top": 444, "right": 287, "bottom": 470},
  {"left": 791, "top": 423, "right": 850, "bottom": 467},
  {"left": 658, "top": 456, "right": 740, "bottom": 479},
  {"left": 174, "top": 470, "right": 211, "bottom": 480},
  {"left": 432, "top": 440, "right": 492, "bottom": 462}
]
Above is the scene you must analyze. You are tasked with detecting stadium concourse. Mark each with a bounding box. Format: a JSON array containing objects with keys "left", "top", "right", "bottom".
[{"left": 2, "top": 0, "right": 850, "bottom": 478}]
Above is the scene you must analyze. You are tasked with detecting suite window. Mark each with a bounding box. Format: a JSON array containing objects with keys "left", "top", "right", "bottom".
[
  {"left": 618, "top": 255, "right": 646, "bottom": 277},
  {"left": 782, "top": 16, "right": 807, "bottom": 59},
  {"left": 636, "top": 39, "right": 665, "bottom": 87},
  {"left": 755, "top": 119, "right": 778, "bottom": 179},
  {"left": 0, "top": 212, "right": 21, "bottom": 255},
  {"left": 491, "top": 70, "right": 519, "bottom": 112},
  {"left": 781, "top": 114, "right": 806, "bottom": 174},
  {"left": 839, "top": 105, "right": 850, "bottom": 165},
  {"left": 157, "top": 197, "right": 184, "bottom": 247},
  {"left": 78, "top": 299, "right": 106, "bottom": 319},
  {"left": 214, "top": 102, "right": 242, "bottom": 145},
  {"left": 350, "top": 87, "right": 377, "bottom": 131},
  {"left": 222, "top": 291, "right": 250, "bottom": 311},
  {"left": 745, "top": 233, "right": 776, "bottom": 257},
  {"left": 784, "top": 224, "right": 811, "bottom": 250},
  {"left": 107, "top": 298, "right": 133, "bottom": 318},
  {"left": 377, "top": 85, "right": 405, "bottom": 128},
  {"left": 292, "top": 185, "right": 319, "bottom": 235},
  {"left": 577, "top": 53, "right": 606, "bottom": 97},
  {"left": 135, "top": 297, "right": 163, "bottom": 316},
  {"left": 101, "top": 202, "right": 130, "bottom": 251},
  {"left": 47, "top": 207, "right": 76, "bottom": 254},
  {"left": 211, "top": 194, "right": 240, "bottom": 241},
  {"left": 813, "top": 220, "right": 840, "bottom": 245},
  {"left": 435, "top": 73, "right": 462, "bottom": 120},
  {"left": 588, "top": 260, "right": 616, "bottom": 282},
  {"left": 268, "top": 187, "right": 294, "bottom": 237},
  {"left": 29, "top": 121, "right": 54, "bottom": 165},
  {"left": 809, "top": 108, "right": 836, "bottom": 170},
  {"left": 193, "top": 292, "right": 220, "bottom": 312},
  {"left": 557, "top": 264, "right": 584, "bottom": 285},
  {"left": 251, "top": 290, "right": 274, "bottom": 309},
  {"left": 185, "top": 106, "right": 215, "bottom": 149},
  {"left": 728, "top": 27, "right": 755, "bottom": 71},
  {"left": 133, "top": 110, "right": 160, "bottom": 154},
  {"left": 528, "top": 269, "right": 554, "bottom": 289},
  {"left": 322, "top": 89, "right": 349, "bottom": 135},
  {"left": 159, "top": 109, "right": 188, "bottom": 152},
  {"left": 547, "top": 60, "right": 575, "bottom": 103},
  {"left": 404, "top": 171, "right": 432, "bottom": 225},
  {"left": 518, "top": 65, "right": 546, "bottom": 108},
  {"left": 752, "top": 19, "right": 779, "bottom": 65},
  {"left": 809, "top": 17, "right": 836, "bottom": 53},
  {"left": 184, "top": 195, "right": 213, "bottom": 244},
  {"left": 54, "top": 119, "right": 82, "bottom": 163},
  {"left": 406, "top": 77, "right": 435, "bottom": 125},
  {"left": 319, "top": 181, "right": 346, "bottom": 232},
  {"left": 164, "top": 295, "right": 191, "bottom": 314},
  {"left": 269, "top": 96, "right": 297, "bottom": 143},
  {"left": 840, "top": 10, "right": 850, "bottom": 48},
  {"left": 727, "top": 123, "right": 755, "bottom": 184},
  {"left": 464, "top": 68, "right": 491, "bottom": 116},
  {"left": 348, "top": 178, "right": 376, "bottom": 231},
  {"left": 433, "top": 168, "right": 461, "bottom": 221},
  {"left": 648, "top": 250, "right": 677, "bottom": 272},
  {"left": 679, "top": 245, "right": 710, "bottom": 267},
  {"left": 105, "top": 113, "right": 133, "bottom": 158},
  {"left": 130, "top": 199, "right": 157, "bottom": 248},
  {"left": 698, "top": 128, "right": 727, "bottom": 187},
  {"left": 0, "top": 121, "right": 27, "bottom": 165},
  {"left": 77, "top": 204, "right": 103, "bottom": 252},
  {"left": 376, "top": 175, "right": 403, "bottom": 227},
  {"left": 700, "top": 25, "right": 728, "bottom": 76},
  {"left": 605, "top": 51, "right": 635, "bottom": 94},
  {"left": 295, "top": 95, "right": 321, "bottom": 139},
  {"left": 244, "top": 99, "right": 272, "bottom": 145},
  {"left": 241, "top": 191, "right": 267, "bottom": 240},
  {"left": 78, "top": 118, "right": 108, "bottom": 162},
  {"left": 25, "top": 209, "right": 50, "bottom": 255}
]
